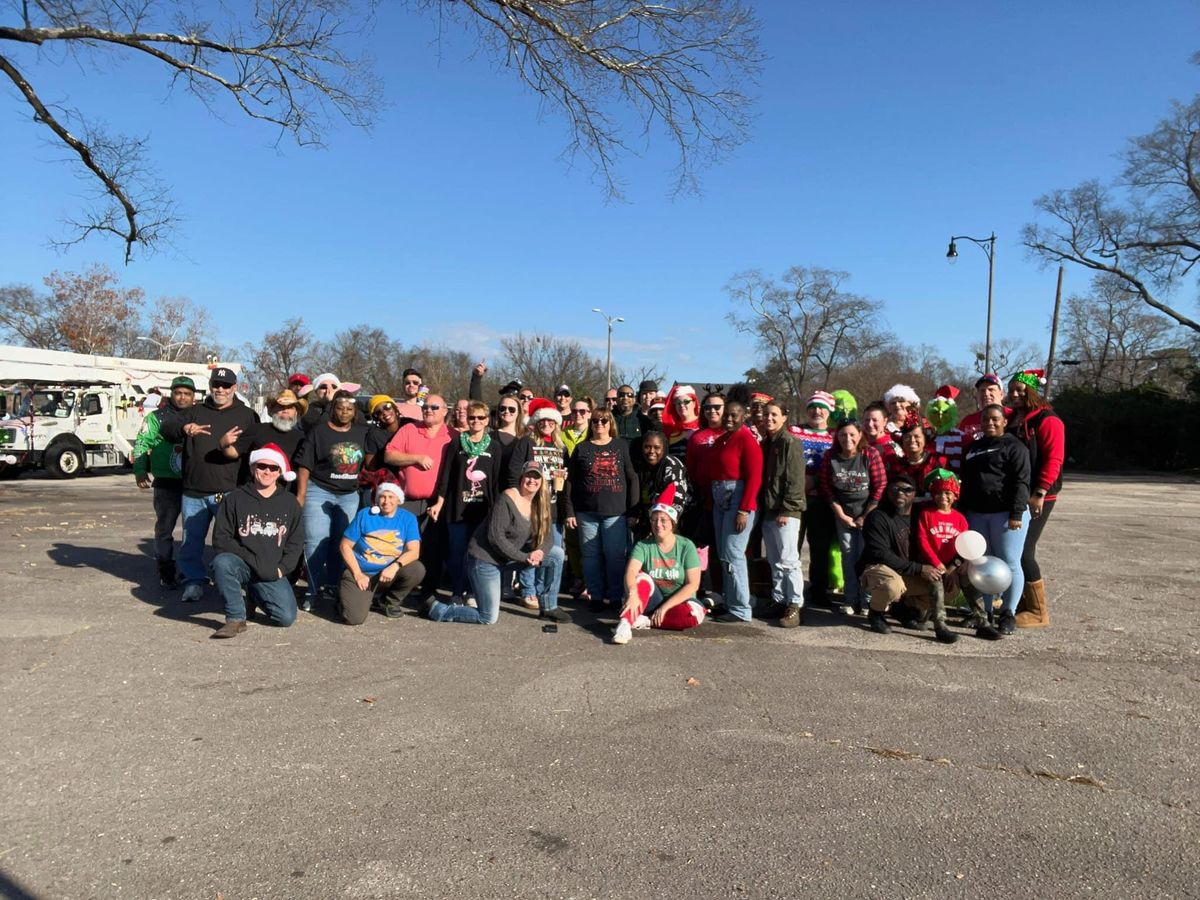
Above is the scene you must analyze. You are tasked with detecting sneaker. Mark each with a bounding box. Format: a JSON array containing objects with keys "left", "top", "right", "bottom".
[
  {"left": 421, "top": 595, "right": 439, "bottom": 619},
  {"left": 934, "top": 625, "right": 959, "bottom": 645},
  {"left": 867, "top": 611, "right": 891, "bottom": 634},
  {"left": 999, "top": 612, "right": 1016, "bottom": 635},
  {"left": 465, "top": 595, "right": 478, "bottom": 609},
  {"left": 779, "top": 604, "right": 803, "bottom": 628},
  {"left": 713, "top": 612, "right": 747, "bottom": 624},
  {"left": 852, "top": 603, "right": 865, "bottom": 617},
  {"left": 612, "top": 619, "right": 632, "bottom": 645},
  {"left": 382, "top": 602, "right": 405, "bottom": 619},
  {"left": 211, "top": 620, "right": 247, "bottom": 639},
  {"left": 632, "top": 614, "right": 652, "bottom": 630},
  {"left": 540, "top": 607, "right": 572, "bottom": 624},
  {"left": 521, "top": 595, "right": 539, "bottom": 610},
  {"left": 300, "top": 598, "right": 313, "bottom": 613},
  {"left": 975, "top": 623, "right": 1003, "bottom": 641},
  {"left": 837, "top": 602, "right": 854, "bottom": 616},
  {"left": 181, "top": 583, "right": 203, "bottom": 603}
]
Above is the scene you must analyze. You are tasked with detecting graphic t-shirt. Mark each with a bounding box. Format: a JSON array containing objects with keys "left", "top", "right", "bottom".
[
  {"left": 630, "top": 535, "right": 700, "bottom": 599},
  {"left": 915, "top": 505, "right": 969, "bottom": 568},
  {"left": 342, "top": 507, "right": 421, "bottom": 575},
  {"left": 296, "top": 422, "right": 369, "bottom": 494}
]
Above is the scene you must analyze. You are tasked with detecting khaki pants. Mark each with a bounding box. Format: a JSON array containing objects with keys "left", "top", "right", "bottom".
[
  {"left": 861, "top": 564, "right": 932, "bottom": 614},
  {"left": 338, "top": 562, "right": 426, "bottom": 625}
]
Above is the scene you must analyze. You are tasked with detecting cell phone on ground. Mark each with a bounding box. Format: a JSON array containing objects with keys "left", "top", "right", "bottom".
[{"left": 542, "top": 623, "right": 558, "bottom": 633}]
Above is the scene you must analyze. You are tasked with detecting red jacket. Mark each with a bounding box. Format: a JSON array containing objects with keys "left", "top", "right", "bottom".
[{"left": 1011, "top": 408, "right": 1065, "bottom": 500}]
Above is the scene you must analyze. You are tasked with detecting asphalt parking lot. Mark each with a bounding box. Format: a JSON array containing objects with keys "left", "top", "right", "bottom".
[{"left": 1, "top": 470, "right": 1198, "bottom": 899}]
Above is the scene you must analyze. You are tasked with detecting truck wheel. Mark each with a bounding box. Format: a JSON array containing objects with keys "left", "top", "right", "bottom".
[
  {"left": 0, "top": 462, "right": 21, "bottom": 480},
  {"left": 46, "top": 444, "right": 84, "bottom": 479}
]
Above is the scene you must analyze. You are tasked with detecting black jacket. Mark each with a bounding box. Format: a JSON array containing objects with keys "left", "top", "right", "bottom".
[
  {"left": 160, "top": 397, "right": 259, "bottom": 498},
  {"left": 858, "top": 504, "right": 919, "bottom": 577},
  {"left": 960, "top": 433, "right": 1031, "bottom": 518},
  {"left": 212, "top": 484, "right": 305, "bottom": 580}
]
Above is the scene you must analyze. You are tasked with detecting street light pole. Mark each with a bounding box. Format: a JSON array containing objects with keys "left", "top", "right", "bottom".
[
  {"left": 946, "top": 232, "right": 997, "bottom": 374},
  {"left": 591, "top": 308, "right": 625, "bottom": 391}
]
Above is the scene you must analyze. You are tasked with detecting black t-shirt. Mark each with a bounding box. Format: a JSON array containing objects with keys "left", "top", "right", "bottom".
[
  {"left": 234, "top": 420, "right": 305, "bottom": 488},
  {"left": 296, "top": 422, "right": 369, "bottom": 494}
]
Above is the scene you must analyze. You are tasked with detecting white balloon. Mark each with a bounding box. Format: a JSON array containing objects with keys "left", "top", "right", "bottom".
[
  {"left": 955, "top": 530, "right": 987, "bottom": 562},
  {"left": 967, "top": 555, "right": 1013, "bottom": 595}
]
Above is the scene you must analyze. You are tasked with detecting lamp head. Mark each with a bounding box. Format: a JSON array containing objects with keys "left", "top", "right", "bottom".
[
  {"left": 591, "top": 307, "right": 603, "bottom": 313},
  {"left": 946, "top": 239, "right": 958, "bottom": 260},
  {"left": 615, "top": 317, "right": 625, "bottom": 323}
]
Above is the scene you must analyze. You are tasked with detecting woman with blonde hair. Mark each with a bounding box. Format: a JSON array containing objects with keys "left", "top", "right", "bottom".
[{"left": 423, "top": 459, "right": 566, "bottom": 624}]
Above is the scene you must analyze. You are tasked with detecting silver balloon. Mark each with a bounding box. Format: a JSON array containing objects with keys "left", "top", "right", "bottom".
[{"left": 967, "top": 555, "right": 1013, "bottom": 595}]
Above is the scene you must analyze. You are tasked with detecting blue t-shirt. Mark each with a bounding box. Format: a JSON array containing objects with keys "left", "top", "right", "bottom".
[{"left": 343, "top": 507, "right": 421, "bottom": 575}]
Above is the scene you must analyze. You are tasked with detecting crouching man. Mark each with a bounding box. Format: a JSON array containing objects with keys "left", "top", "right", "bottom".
[
  {"left": 338, "top": 482, "right": 425, "bottom": 624},
  {"left": 210, "top": 444, "right": 305, "bottom": 639},
  {"left": 858, "top": 473, "right": 955, "bottom": 644}
]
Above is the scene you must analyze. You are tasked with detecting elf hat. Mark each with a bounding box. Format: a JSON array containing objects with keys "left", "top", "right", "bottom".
[
  {"left": 924, "top": 467, "right": 961, "bottom": 496},
  {"left": 1011, "top": 369, "right": 1047, "bottom": 390},
  {"left": 248, "top": 443, "right": 296, "bottom": 482},
  {"left": 649, "top": 483, "right": 680, "bottom": 521},
  {"left": 883, "top": 383, "right": 920, "bottom": 406},
  {"left": 527, "top": 398, "right": 562, "bottom": 426},
  {"left": 806, "top": 390, "right": 836, "bottom": 411},
  {"left": 371, "top": 481, "right": 405, "bottom": 514}
]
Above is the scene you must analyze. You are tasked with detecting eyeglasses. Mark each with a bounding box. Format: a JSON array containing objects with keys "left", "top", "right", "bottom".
[
  {"left": 404, "top": 379, "right": 421, "bottom": 386},
  {"left": 617, "top": 391, "right": 634, "bottom": 398},
  {"left": 572, "top": 408, "right": 589, "bottom": 415},
  {"left": 522, "top": 472, "right": 543, "bottom": 480},
  {"left": 424, "top": 404, "right": 443, "bottom": 411},
  {"left": 375, "top": 403, "right": 395, "bottom": 413},
  {"left": 253, "top": 463, "right": 281, "bottom": 472},
  {"left": 556, "top": 392, "right": 571, "bottom": 397},
  {"left": 605, "top": 397, "right": 618, "bottom": 404},
  {"left": 499, "top": 405, "right": 518, "bottom": 414},
  {"left": 701, "top": 404, "right": 723, "bottom": 412},
  {"left": 591, "top": 418, "right": 611, "bottom": 426},
  {"left": 891, "top": 484, "right": 916, "bottom": 494},
  {"left": 466, "top": 415, "right": 489, "bottom": 422},
  {"left": 676, "top": 398, "right": 695, "bottom": 406},
  {"left": 211, "top": 383, "right": 235, "bottom": 390},
  {"left": 519, "top": 394, "right": 534, "bottom": 401}
]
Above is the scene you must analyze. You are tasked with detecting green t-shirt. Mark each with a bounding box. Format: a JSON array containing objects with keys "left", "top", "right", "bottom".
[{"left": 630, "top": 535, "right": 700, "bottom": 599}]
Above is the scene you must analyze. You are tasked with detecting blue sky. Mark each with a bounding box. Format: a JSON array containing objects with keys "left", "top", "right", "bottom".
[{"left": 1, "top": 1, "right": 1198, "bottom": 384}]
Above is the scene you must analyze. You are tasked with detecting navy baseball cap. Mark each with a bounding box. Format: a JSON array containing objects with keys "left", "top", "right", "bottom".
[{"left": 209, "top": 367, "right": 237, "bottom": 386}]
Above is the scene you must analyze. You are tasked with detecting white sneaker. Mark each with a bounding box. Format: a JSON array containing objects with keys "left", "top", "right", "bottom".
[
  {"left": 181, "top": 583, "right": 203, "bottom": 603},
  {"left": 465, "top": 595, "right": 478, "bottom": 609},
  {"left": 632, "top": 614, "right": 652, "bottom": 630},
  {"left": 612, "top": 619, "right": 632, "bottom": 645}
]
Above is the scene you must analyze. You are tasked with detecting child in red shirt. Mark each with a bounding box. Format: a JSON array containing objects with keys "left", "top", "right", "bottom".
[{"left": 913, "top": 468, "right": 970, "bottom": 643}]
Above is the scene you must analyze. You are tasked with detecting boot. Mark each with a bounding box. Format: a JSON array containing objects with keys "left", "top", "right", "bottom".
[
  {"left": 158, "top": 559, "right": 178, "bottom": 588},
  {"left": 1015, "top": 579, "right": 1049, "bottom": 628}
]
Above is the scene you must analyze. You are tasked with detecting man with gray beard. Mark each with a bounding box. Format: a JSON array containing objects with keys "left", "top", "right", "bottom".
[{"left": 226, "top": 390, "right": 307, "bottom": 492}]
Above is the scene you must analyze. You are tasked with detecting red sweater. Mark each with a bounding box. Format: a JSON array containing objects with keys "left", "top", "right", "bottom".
[
  {"left": 915, "top": 505, "right": 969, "bottom": 568},
  {"left": 885, "top": 452, "right": 947, "bottom": 499},
  {"left": 685, "top": 426, "right": 724, "bottom": 507},
  {"left": 709, "top": 426, "right": 764, "bottom": 512}
]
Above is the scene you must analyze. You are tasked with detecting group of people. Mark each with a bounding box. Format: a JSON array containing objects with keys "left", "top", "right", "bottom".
[{"left": 131, "top": 361, "right": 1064, "bottom": 644}]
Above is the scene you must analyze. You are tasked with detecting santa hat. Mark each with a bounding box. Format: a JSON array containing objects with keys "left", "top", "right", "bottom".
[
  {"left": 933, "top": 384, "right": 960, "bottom": 403},
  {"left": 1011, "top": 369, "right": 1047, "bottom": 390},
  {"left": 649, "top": 483, "right": 680, "bottom": 521},
  {"left": 248, "top": 443, "right": 296, "bottom": 482},
  {"left": 924, "top": 468, "right": 961, "bottom": 496},
  {"left": 884, "top": 384, "right": 920, "bottom": 406},
  {"left": 806, "top": 390, "right": 836, "bottom": 411},
  {"left": 749, "top": 391, "right": 774, "bottom": 404},
  {"left": 526, "top": 398, "right": 562, "bottom": 426},
  {"left": 660, "top": 384, "right": 698, "bottom": 430},
  {"left": 311, "top": 372, "right": 363, "bottom": 394},
  {"left": 370, "top": 481, "right": 405, "bottom": 514}
]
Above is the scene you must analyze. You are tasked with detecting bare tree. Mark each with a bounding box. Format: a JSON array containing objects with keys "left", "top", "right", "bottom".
[
  {"left": 616, "top": 363, "right": 668, "bottom": 393},
  {"left": 726, "top": 266, "right": 885, "bottom": 402},
  {"left": 499, "top": 332, "right": 608, "bottom": 399},
  {"left": 0, "top": 283, "right": 59, "bottom": 348},
  {"left": 243, "top": 317, "right": 318, "bottom": 393},
  {"left": 1057, "top": 275, "right": 1196, "bottom": 395},
  {"left": 967, "top": 337, "right": 1040, "bottom": 378},
  {"left": 140, "top": 296, "right": 218, "bottom": 363},
  {"left": 311, "top": 326, "right": 404, "bottom": 394},
  {"left": 3, "top": 1, "right": 759, "bottom": 260},
  {"left": 1023, "top": 74, "right": 1200, "bottom": 334},
  {"left": 404, "top": 343, "right": 477, "bottom": 401}
]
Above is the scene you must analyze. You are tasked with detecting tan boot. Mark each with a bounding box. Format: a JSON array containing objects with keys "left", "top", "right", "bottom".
[{"left": 1015, "top": 579, "right": 1049, "bottom": 628}]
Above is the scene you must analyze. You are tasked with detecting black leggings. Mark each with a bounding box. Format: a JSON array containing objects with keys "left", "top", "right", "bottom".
[{"left": 1020, "top": 498, "right": 1055, "bottom": 582}]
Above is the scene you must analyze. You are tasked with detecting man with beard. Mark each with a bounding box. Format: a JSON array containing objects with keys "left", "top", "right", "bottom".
[
  {"left": 226, "top": 389, "right": 307, "bottom": 491},
  {"left": 613, "top": 384, "right": 642, "bottom": 441},
  {"left": 132, "top": 376, "right": 196, "bottom": 587}
]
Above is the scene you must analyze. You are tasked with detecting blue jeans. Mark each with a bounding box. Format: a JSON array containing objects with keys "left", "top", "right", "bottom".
[
  {"left": 302, "top": 483, "right": 360, "bottom": 600},
  {"left": 762, "top": 516, "right": 804, "bottom": 607},
  {"left": 834, "top": 520, "right": 866, "bottom": 608},
  {"left": 518, "top": 525, "right": 565, "bottom": 610},
  {"left": 179, "top": 493, "right": 223, "bottom": 586},
  {"left": 211, "top": 552, "right": 297, "bottom": 626},
  {"left": 447, "top": 521, "right": 472, "bottom": 597},
  {"left": 965, "top": 509, "right": 1031, "bottom": 614},
  {"left": 577, "top": 513, "right": 628, "bottom": 603},
  {"left": 429, "top": 556, "right": 502, "bottom": 625},
  {"left": 712, "top": 480, "right": 756, "bottom": 620}
]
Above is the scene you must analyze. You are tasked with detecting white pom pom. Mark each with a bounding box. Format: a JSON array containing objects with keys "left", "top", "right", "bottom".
[{"left": 370, "top": 506, "right": 380, "bottom": 515}]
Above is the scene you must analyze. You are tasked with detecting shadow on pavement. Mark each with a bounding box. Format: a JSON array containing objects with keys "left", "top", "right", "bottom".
[{"left": 0, "top": 866, "right": 43, "bottom": 899}]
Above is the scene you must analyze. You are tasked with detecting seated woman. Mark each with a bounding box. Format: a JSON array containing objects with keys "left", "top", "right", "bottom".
[
  {"left": 338, "top": 482, "right": 425, "bottom": 624},
  {"left": 423, "top": 460, "right": 568, "bottom": 625},
  {"left": 612, "top": 484, "right": 705, "bottom": 644}
]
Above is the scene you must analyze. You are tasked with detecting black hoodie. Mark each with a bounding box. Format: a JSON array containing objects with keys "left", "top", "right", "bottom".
[
  {"left": 212, "top": 483, "right": 304, "bottom": 580},
  {"left": 160, "top": 396, "right": 260, "bottom": 498},
  {"left": 960, "top": 432, "right": 1031, "bottom": 519}
]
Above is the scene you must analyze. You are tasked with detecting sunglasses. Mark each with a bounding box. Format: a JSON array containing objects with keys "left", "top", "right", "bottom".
[
  {"left": 375, "top": 403, "right": 395, "bottom": 413},
  {"left": 424, "top": 404, "right": 443, "bottom": 411},
  {"left": 404, "top": 379, "right": 421, "bottom": 386},
  {"left": 519, "top": 394, "right": 534, "bottom": 401},
  {"left": 522, "top": 471, "right": 543, "bottom": 480},
  {"left": 253, "top": 463, "right": 281, "bottom": 472},
  {"left": 499, "top": 405, "right": 518, "bottom": 413},
  {"left": 891, "top": 484, "right": 916, "bottom": 494},
  {"left": 572, "top": 408, "right": 589, "bottom": 415},
  {"left": 617, "top": 392, "right": 634, "bottom": 398},
  {"left": 591, "top": 418, "right": 611, "bottom": 425},
  {"left": 702, "top": 404, "right": 723, "bottom": 412},
  {"left": 210, "top": 383, "right": 235, "bottom": 390},
  {"left": 467, "top": 415, "right": 489, "bottom": 421},
  {"left": 556, "top": 392, "right": 571, "bottom": 397},
  {"left": 676, "top": 398, "right": 695, "bottom": 405}
]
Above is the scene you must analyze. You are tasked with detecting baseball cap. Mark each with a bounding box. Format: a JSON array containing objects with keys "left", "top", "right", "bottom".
[
  {"left": 974, "top": 373, "right": 1002, "bottom": 388},
  {"left": 555, "top": 384, "right": 571, "bottom": 396},
  {"left": 170, "top": 376, "right": 196, "bottom": 390},
  {"left": 209, "top": 367, "right": 237, "bottom": 386}
]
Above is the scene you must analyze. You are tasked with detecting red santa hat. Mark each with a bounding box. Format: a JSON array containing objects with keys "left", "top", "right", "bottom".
[
  {"left": 370, "top": 481, "right": 406, "bottom": 514},
  {"left": 526, "top": 398, "right": 563, "bottom": 426},
  {"left": 649, "top": 482, "right": 680, "bottom": 521},
  {"left": 661, "top": 384, "right": 699, "bottom": 430},
  {"left": 248, "top": 443, "right": 296, "bottom": 482},
  {"left": 933, "top": 384, "right": 960, "bottom": 404}
]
